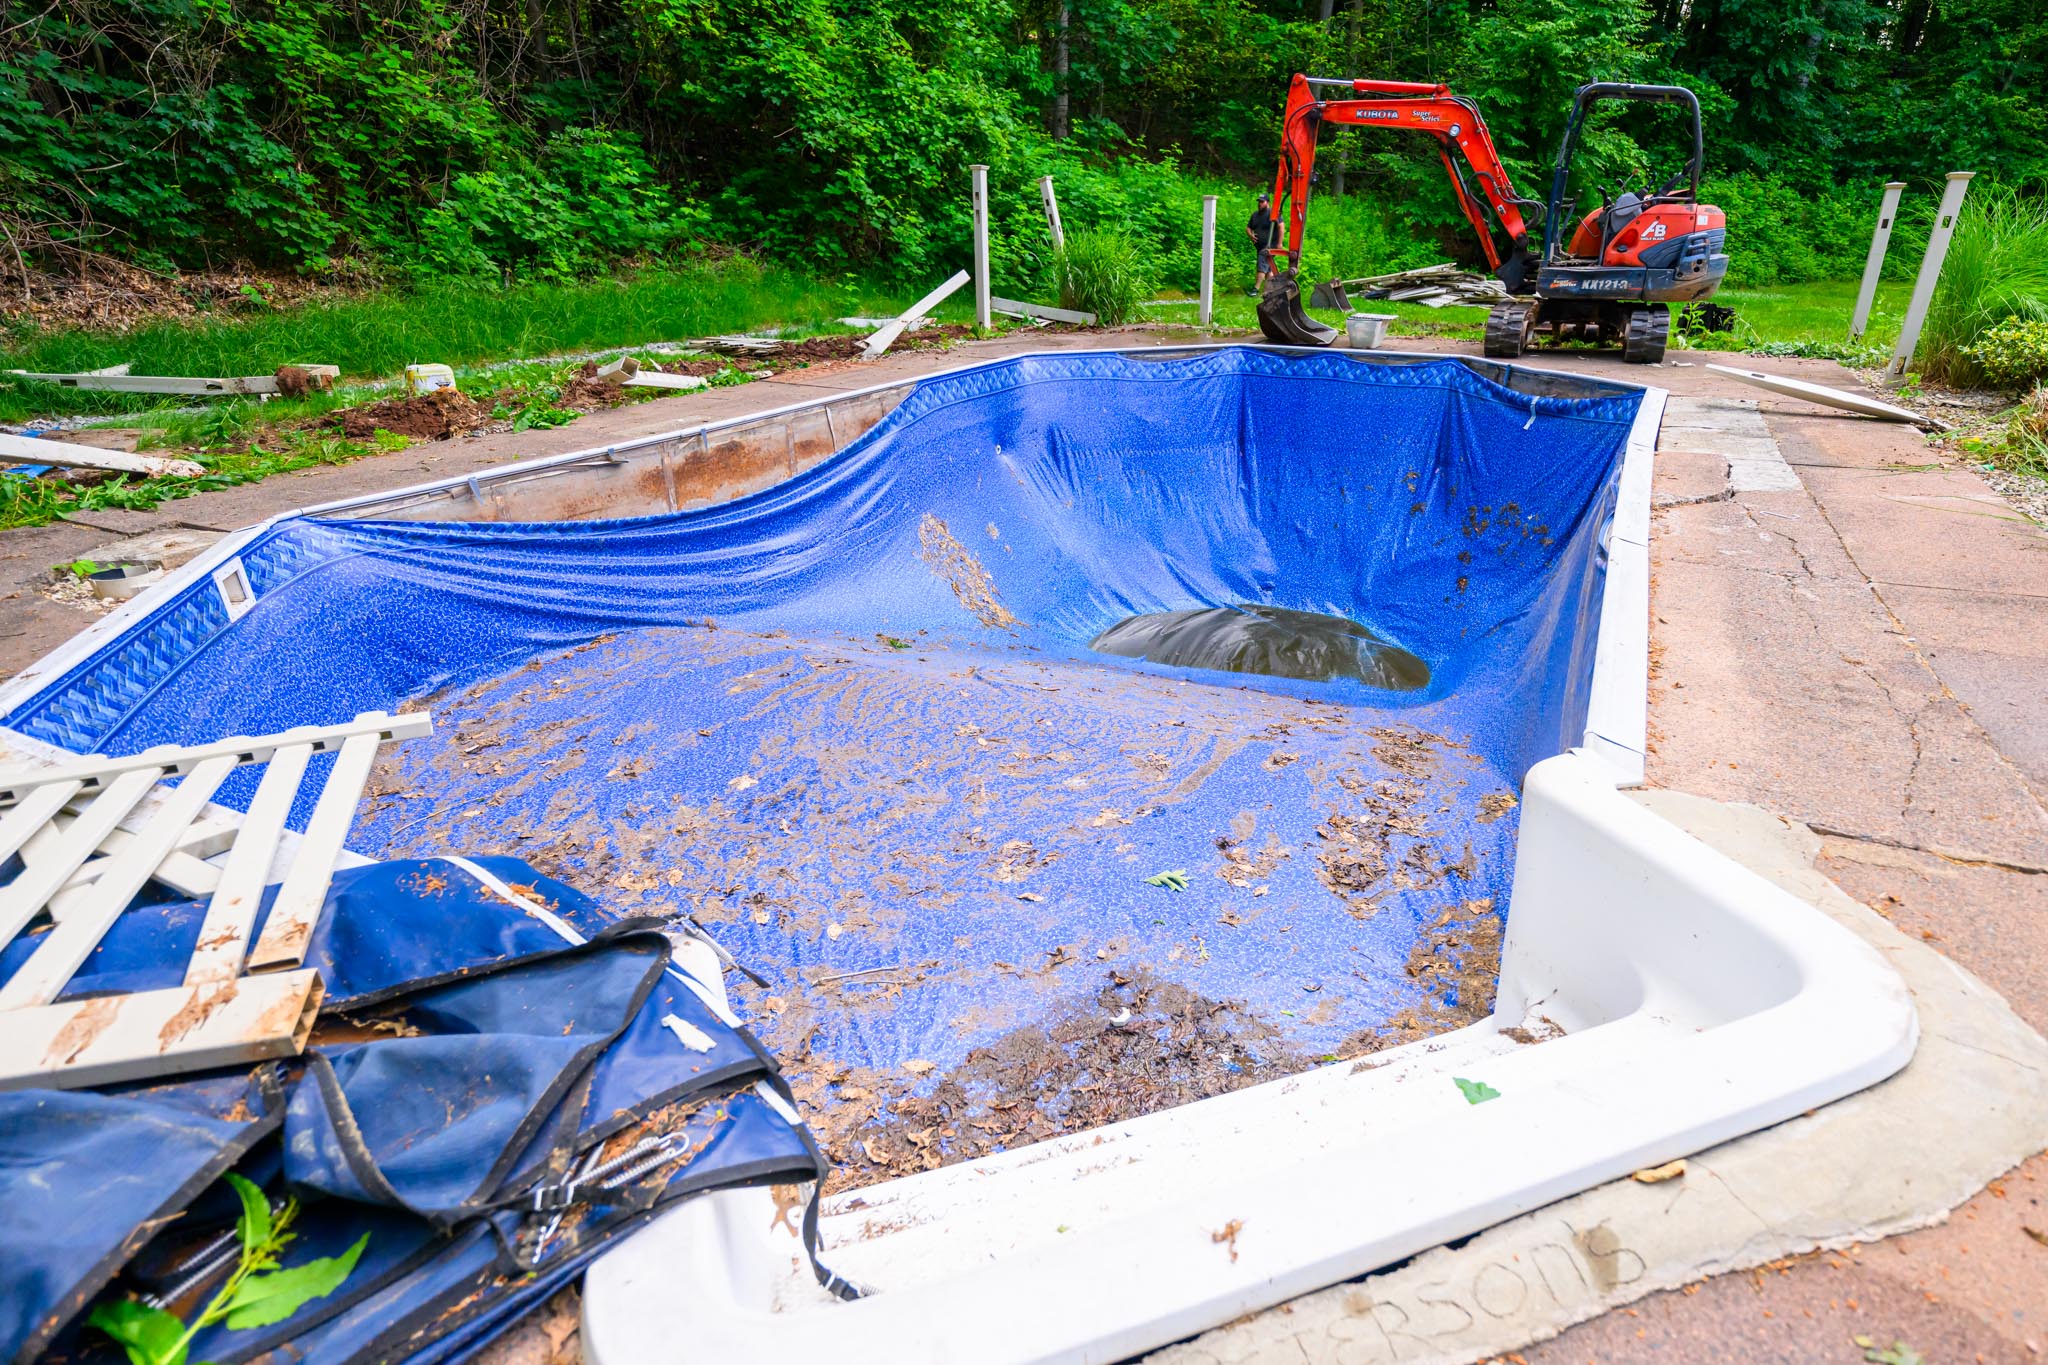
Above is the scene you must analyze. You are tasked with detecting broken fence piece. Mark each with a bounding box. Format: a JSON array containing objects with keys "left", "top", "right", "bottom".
[
  {"left": 1312, "top": 263, "right": 1509, "bottom": 311},
  {"left": 862, "top": 270, "right": 972, "bottom": 360},
  {"left": 622, "top": 371, "right": 709, "bottom": 391},
  {"left": 685, "top": 336, "right": 785, "bottom": 356},
  {"left": 0, "top": 709, "right": 432, "bottom": 1092},
  {"left": 5, "top": 364, "right": 338, "bottom": 397},
  {"left": 0, "top": 431, "right": 203, "bottom": 479},
  {"left": 1703, "top": 363, "right": 1948, "bottom": 432},
  {"left": 988, "top": 296, "right": 1097, "bottom": 327}
]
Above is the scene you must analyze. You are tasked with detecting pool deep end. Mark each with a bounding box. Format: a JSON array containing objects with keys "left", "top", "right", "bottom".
[{"left": 3, "top": 348, "right": 1640, "bottom": 1182}]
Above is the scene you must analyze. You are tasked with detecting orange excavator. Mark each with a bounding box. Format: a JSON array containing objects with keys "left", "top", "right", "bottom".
[{"left": 1256, "top": 74, "right": 1729, "bottom": 364}]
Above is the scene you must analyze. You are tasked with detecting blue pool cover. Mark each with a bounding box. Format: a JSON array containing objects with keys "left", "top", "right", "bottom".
[{"left": 5, "top": 348, "right": 1639, "bottom": 1178}]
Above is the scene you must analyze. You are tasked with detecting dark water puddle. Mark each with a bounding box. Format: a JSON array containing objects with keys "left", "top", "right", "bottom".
[{"left": 1088, "top": 603, "right": 1430, "bottom": 690}]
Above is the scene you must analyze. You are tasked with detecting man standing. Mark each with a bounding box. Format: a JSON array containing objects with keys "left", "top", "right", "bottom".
[{"left": 1247, "top": 193, "right": 1277, "bottom": 294}]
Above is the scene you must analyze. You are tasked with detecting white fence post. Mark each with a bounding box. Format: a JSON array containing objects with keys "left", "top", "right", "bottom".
[
  {"left": 1039, "top": 176, "right": 1065, "bottom": 251},
  {"left": 1887, "top": 171, "right": 1974, "bottom": 380},
  {"left": 1849, "top": 181, "right": 1907, "bottom": 342},
  {"left": 1199, "top": 196, "right": 1217, "bottom": 328},
  {"left": 971, "top": 164, "right": 993, "bottom": 332}
]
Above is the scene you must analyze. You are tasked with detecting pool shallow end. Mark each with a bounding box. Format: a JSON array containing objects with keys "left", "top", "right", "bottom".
[{"left": 579, "top": 748, "right": 1918, "bottom": 1365}]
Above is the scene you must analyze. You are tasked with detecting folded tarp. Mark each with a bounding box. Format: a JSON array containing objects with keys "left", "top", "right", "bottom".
[{"left": 3, "top": 857, "right": 846, "bottom": 1365}]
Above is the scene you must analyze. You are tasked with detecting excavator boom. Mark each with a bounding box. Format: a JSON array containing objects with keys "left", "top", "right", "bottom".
[{"left": 1259, "top": 74, "right": 1539, "bottom": 345}]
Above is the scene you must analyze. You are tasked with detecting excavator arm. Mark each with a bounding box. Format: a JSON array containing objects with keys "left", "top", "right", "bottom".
[
  {"left": 1257, "top": 73, "right": 1544, "bottom": 345},
  {"left": 1268, "top": 73, "right": 1538, "bottom": 275}
]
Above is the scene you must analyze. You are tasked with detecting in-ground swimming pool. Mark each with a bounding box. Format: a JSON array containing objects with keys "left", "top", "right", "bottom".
[{"left": 0, "top": 346, "right": 1914, "bottom": 1363}]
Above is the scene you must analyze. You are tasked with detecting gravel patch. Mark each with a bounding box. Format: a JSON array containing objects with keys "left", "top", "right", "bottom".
[{"left": 1981, "top": 465, "right": 2047, "bottom": 527}]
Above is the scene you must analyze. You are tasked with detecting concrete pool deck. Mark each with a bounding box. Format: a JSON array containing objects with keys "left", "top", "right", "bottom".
[{"left": 1, "top": 331, "right": 2042, "bottom": 1362}]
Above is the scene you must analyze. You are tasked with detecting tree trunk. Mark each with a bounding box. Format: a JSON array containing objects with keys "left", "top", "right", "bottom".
[
  {"left": 1052, "top": 3, "right": 1070, "bottom": 141},
  {"left": 1895, "top": 0, "right": 1931, "bottom": 56}
]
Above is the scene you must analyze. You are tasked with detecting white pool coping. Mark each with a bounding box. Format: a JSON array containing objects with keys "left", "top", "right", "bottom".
[{"left": 0, "top": 350, "right": 1916, "bottom": 1364}]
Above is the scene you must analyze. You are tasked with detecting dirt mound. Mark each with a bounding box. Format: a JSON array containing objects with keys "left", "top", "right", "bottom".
[
  {"left": 556, "top": 362, "right": 638, "bottom": 411},
  {"left": 331, "top": 387, "right": 485, "bottom": 440},
  {"left": 789, "top": 969, "right": 1325, "bottom": 1191}
]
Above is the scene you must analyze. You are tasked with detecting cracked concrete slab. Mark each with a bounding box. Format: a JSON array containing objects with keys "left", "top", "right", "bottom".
[
  {"left": 1148, "top": 791, "right": 2048, "bottom": 1365},
  {"left": 1649, "top": 478, "right": 2048, "bottom": 870},
  {"left": 1662, "top": 396, "right": 1800, "bottom": 492}
]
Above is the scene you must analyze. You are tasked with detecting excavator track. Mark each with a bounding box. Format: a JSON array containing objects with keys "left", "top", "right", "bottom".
[
  {"left": 1256, "top": 269, "right": 1340, "bottom": 348},
  {"left": 1483, "top": 301, "right": 1537, "bottom": 358},
  {"left": 1622, "top": 303, "right": 1671, "bottom": 364}
]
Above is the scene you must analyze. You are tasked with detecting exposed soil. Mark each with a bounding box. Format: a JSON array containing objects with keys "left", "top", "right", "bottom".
[
  {"left": 0, "top": 257, "right": 345, "bottom": 332},
  {"left": 329, "top": 386, "right": 487, "bottom": 440},
  {"left": 784, "top": 968, "right": 1332, "bottom": 1193}
]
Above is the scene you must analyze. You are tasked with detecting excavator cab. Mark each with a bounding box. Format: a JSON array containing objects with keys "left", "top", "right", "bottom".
[{"left": 1507, "top": 83, "right": 1729, "bottom": 361}]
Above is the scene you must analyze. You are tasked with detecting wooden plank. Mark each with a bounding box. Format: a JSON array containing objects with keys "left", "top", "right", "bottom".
[
  {"left": 0, "top": 969, "right": 322, "bottom": 1092},
  {"left": 0, "top": 756, "right": 235, "bottom": 1009},
  {"left": 0, "top": 768, "right": 162, "bottom": 947},
  {"left": 0, "top": 711, "right": 431, "bottom": 809},
  {"left": 988, "top": 296, "right": 1097, "bottom": 326},
  {"left": 246, "top": 733, "right": 380, "bottom": 972},
  {"left": 862, "top": 271, "right": 971, "bottom": 360},
  {"left": 186, "top": 742, "right": 312, "bottom": 985},
  {"left": 0, "top": 432, "right": 204, "bottom": 479}
]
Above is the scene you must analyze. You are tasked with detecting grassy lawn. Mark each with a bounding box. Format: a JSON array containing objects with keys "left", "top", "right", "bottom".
[{"left": 0, "top": 260, "right": 952, "bottom": 426}]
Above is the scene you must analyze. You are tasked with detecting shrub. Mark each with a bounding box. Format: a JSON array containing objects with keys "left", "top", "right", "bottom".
[
  {"left": 1916, "top": 184, "right": 2048, "bottom": 386},
  {"left": 1959, "top": 316, "right": 2048, "bottom": 389},
  {"left": 1051, "top": 230, "right": 1153, "bottom": 326},
  {"left": 1703, "top": 173, "right": 1874, "bottom": 288}
]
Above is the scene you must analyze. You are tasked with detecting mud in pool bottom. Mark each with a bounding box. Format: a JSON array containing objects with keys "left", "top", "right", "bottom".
[{"left": 354, "top": 624, "right": 1521, "bottom": 1191}]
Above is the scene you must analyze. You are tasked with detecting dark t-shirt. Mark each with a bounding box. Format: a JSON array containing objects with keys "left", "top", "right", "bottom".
[{"left": 1248, "top": 206, "right": 1274, "bottom": 247}]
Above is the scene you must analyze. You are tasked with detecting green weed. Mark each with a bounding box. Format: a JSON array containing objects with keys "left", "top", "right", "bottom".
[
  {"left": 1916, "top": 184, "right": 2048, "bottom": 386},
  {"left": 0, "top": 430, "right": 380, "bottom": 531},
  {"left": 1051, "top": 230, "right": 1153, "bottom": 327}
]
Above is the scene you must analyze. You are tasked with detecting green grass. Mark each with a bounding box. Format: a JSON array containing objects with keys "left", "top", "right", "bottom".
[
  {"left": 0, "top": 258, "right": 950, "bottom": 425},
  {"left": 0, "top": 427, "right": 403, "bottom": 530},
  {"left": 1916, "top": 184, "right": 2048, "bottom": 387}
]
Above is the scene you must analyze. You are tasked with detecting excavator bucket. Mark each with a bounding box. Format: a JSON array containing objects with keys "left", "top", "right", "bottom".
[
  {"left": 1257, "top": 269, "right": 1341, "bottom": 347},
  {"left": 1308, "top": 278, "right": 1354, "bottom": 310}
]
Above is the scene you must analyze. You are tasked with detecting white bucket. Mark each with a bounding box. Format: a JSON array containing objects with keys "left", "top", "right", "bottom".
[
  {"left": 404, "top": 363, "right": 456, "bottom": 397},
  {"left": 1345, "top": 313, "right": 1398, "bottom": 350}
]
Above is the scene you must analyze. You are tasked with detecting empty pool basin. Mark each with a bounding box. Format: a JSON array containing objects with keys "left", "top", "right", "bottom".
[{"left": 0, "top": 347, "right": 1915, "bottom": 1364}]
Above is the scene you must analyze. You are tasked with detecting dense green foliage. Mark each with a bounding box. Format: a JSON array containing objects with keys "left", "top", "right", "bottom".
[
  {"left": 1917, "top": 184, "right": 2048, "bottom": 384},
  {"left": 1963, "top": 318, "right": 2048, "bottom": 388},
  {"left": 0, "top": 0, "right": 2041, "bottom": 293}
]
